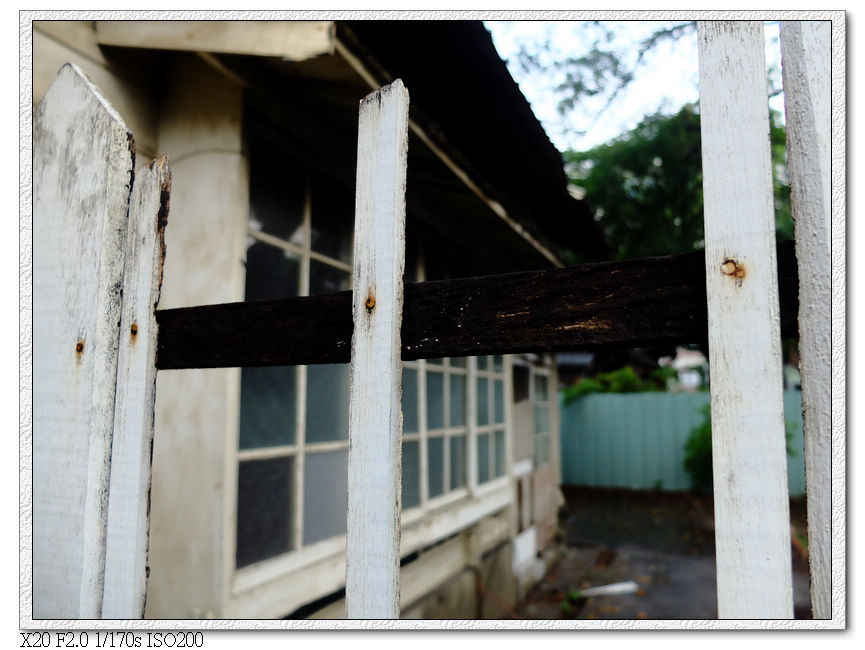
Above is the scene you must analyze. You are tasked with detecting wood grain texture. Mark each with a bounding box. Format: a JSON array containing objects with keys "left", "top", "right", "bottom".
[
  {"left": 101, "top": 158, "right": 170, "bottom": 618},
  {"left": 33, "top": 63, "right": 134, "bottom": 618},
  {"left": 780, "top": 20, "right": 833, "bottom": 620},
  {"left": 344, "top": 80, "right": 409, "bottom": 619},
  {"left": 698, "top": 21, "right": 793, "bottom": 619},
  {"left": 154, "top": 241, "right": 799, "bottom": 370}
]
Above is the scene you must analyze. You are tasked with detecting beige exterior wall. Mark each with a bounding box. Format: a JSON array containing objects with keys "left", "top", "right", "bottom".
[
  {"left": 32, "top": 22, "right": 564, "bottom": 619},
  {"left": 146, "top": 56, "right": 249, "bottom": 618},
  {"left": 33, "top": 21, "right": 161, "bottom": 162}
]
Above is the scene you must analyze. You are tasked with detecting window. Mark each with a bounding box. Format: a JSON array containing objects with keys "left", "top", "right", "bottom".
[
  {"left": 236, "top": 132, "right": 513, "bottom": 571},
  {"left": 532, "top": 370, "right": 553, "bottom": 466},
  {"left": 476, "top": 356, "right": 507, "bottom": 484},
  {"left": 236, "top": 133, "right": 353, "bottom": 568}
]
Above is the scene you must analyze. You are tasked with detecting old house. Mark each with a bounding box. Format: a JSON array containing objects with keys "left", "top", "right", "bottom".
[{"left": 32, "top": 19, "right": 607, "bottom": 619}]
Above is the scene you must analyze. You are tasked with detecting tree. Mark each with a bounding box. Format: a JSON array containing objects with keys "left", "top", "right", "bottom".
[{"left": 564, "top": 104, "right": 793, "bottom": 262}]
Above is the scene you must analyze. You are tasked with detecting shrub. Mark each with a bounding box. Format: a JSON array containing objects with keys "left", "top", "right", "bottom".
[{"left": 683, "top": 404, "right": 798, "bottom": 493}]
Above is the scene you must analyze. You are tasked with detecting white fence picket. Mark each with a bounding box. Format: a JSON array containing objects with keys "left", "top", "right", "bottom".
[
  {"left": 780, "top": 20, "right": 833, "bottom": 620},
  {"left": 102, "top": 159, "right": 170, "bottom": 618},
  {"left": 33, "top": 63, "right": 136, "bottom": 618},
  {"left": 697, "top": 21, "right": 793, "bottom": 618},
  {"left": 345, "top": 80, "right": 410, "bottom": 619}
]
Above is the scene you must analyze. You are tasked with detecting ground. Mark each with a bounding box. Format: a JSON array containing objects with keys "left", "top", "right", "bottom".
[{"left": 514, "top": 486, "right": 812, "bottom": 621}]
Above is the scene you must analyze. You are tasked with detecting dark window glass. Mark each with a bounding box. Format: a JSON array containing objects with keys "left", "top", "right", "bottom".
[
  {"left": 428, "top": 437, "right": 445, "bottom": 498},
  {"left": 236, "top": 457, "right": 293, "bottom": 568},
  {"left": 303, "top": 450, "right": 348, "bottom": 545},
  {"left": 239, "top": 366, "right": 296, "bottom": 449},
  {"left": 244, "top": 241, "right": 300, "bottom": 301},
  {"left": 402, "top": 440, "right": 420, "bottom": 509}
]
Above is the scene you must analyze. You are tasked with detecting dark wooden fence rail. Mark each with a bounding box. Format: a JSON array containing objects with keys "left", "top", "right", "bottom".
[{"left": 156, "top": 239, "right": 798, "bottom": 370}]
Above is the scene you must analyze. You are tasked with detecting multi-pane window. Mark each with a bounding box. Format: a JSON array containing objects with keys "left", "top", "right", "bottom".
[
  {"left": 532, "top": 370, "right": 553, "bottom": 466},
  {"left": 236, "top": 132, "right": 513, "bottom": 571},
  {"left": 236, "top": 134, "right": 353, "bottom": 569},
  {"left": 476, "top": 355, "right": 507, "bottom": 484}
]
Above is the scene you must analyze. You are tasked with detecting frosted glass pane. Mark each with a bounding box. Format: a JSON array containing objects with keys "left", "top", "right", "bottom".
[
  {"left": 236, "top": 457, "right": 293, "bottom": 568},
  {"left": 493, "top": 355, "right": 504, "bottom": 372},
  {"left": 310, "top": 260, "right": 350, "bottom": 295},
  {"left": 477, "top": 377, "right": 489, "bottom": 426},
  {"left": 402, "top": 367, "right": 418, "bottom": 434},
  {"left": 428, "top": 437, "right": 445, "bottom": 498},
  {"left": 477, "top": 356, "right": 488, "bottom": 370},
  {"left": 450, "top": 374, "right": 466, "bottom": 427},
  {"left": 533, "top": 404, "right": 549, "bottom": 434},
  {"left": 493, "top": 380, "right": 505, "bottom": 424},
  {"left": 239, "top": 366, "right": 296, "bottom": 449},
  {"left": 450, "top": 436, "right": 467, "bottom": 489},
  {"left": 427, "top": 357, "right": 444, "bottom": 366},
  {"left": 450, "top": 357, "right": 467, "bottom": 368},
  {"left": 306, "top": 364, "right": 349, "bottom": 442},
  {"left": 244, "top": 241, "right": 300, "bottom": 301},
  {"left": 427, "top": 371, "right": 444, "bottom": 430},
  {"left": 494, "top": 430, "right": 506, "bottom": 477},
  {"left": 402, "top": 441, "right": 420, "bottom": 510},
  {"left": 534, "top": 374, "right": 549, "bottom": 401},
  {"left": 303, "top": 450, "right": 347, "bottom": 545},
  {"left": 477, "top": 433, "right": 491, "bottom": 484}
]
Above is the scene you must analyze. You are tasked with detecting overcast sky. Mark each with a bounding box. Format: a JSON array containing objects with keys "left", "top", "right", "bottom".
[{"left": 485, "top": 20, "right": 784, "bottom": 153}]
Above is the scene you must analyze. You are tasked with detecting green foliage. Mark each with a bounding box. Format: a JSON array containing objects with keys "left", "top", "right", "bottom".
[
  {"left": 683, "top": 404, "right": 799, "bottom": 493},
  {"left": 562, "top": 365, "right": 676, "bottom": 405},
  {"left": 565, "top": 106, "right": 793, "bottom": 261}
]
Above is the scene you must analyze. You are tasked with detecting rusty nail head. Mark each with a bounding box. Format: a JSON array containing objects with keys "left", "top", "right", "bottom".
[
  {"left": 721, "top": 260, "right": 737, "bottom": 275},
  {"left": 366, "top": 295, "right": 376, "bottom": 310},
  {"left": 131, "top": 323, "right": 138, "bottom": 336}
]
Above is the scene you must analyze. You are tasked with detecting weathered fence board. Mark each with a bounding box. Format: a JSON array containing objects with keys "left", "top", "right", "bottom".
[
  {"left": 33, "top": 63, "right": 135, "bottom": 618},
  {"left": 780, "top": 20, "right": 833, "bottom": 620},
  {"left": 345, "top": 80, "right": 409, "bottom": 619},
  {"left": 101, "top": 159, "right": 170, "bottom": 618},
  {"left": 698, "top": 21, "right": 793, "bottom": 618},
  {"left": 154, "top": 241, "right": 799, "bottom": 370}
]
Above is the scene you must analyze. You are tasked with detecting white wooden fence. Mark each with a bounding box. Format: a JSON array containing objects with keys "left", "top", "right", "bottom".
[{"left": 30, "top": 20, "right": 835, "bottom": 623}]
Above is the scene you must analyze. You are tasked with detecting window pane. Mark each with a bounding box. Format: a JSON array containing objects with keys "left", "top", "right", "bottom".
[
  {"left": 477, "top": 356, "right": 489, "bottom": 370},
  {"left": 477, "top": 433, "right": 491, "bottom": 484},
  {"left": 402, "top": 367, "right": 419, "bottom": 434},
  {"left": 428, "top": 437, "right": 445, "bottom": 498},
  {"left": 402, "top": 440, "right": 420, "bottom": 510},
  {"left": 239, "top": 366, "right": 296, "bottom": 449},
  {"left": 306, "top": 364, "right": 349, "bottom": 443},
  {"left": 534, "top": 374, "right": 549, "bottom": 401},
  {"left": 477, "top": 377, "right": 489, "bottom": 426},
  {"left": 236, "top": 457, "right": 293, "bottom": 568},
  {"left": 310, "top": 260, "right": 350, "bottom": 295},
  {"left": 449, "top": 435, "right": 467, "bottom": 490},
  {"left": 493, "top": 355, "right": 504, "bottom": 372},
  {"left": 244, "top": 241, "right": 300, "bottom": 301},
  {"left": 310, "top": 174, "right": 353, "bottom": 263},
  {"left": 303, "top": 450, "right": 348, "bottom": 545},
  {"left": 450, "top": 357, "right": 467, "bottom": 368},
  {"left": 427, "top": 357, "right": 444, "bottom": 366},
  {"left": 493, "top": 380, "right": 505, "bottom": 424},
  {"left": 450, "top": 374, "right": 466, "bottom": 427},
  {"left": 426, "top": 371, "right": 444, "bottom": 430},
  {"left": 247, "top": 140, "right": 305, "bottom": 245},
  {"left": 494, "top": 429, "right": 506, "bottom": 477},
  {"left": 533, "top": 404, "right": 549, "bottom": 434}
]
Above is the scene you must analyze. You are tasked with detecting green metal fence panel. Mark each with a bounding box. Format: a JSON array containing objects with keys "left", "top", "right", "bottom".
[{"left": 560, "top": 390, "right": 805, "bottom": 495}]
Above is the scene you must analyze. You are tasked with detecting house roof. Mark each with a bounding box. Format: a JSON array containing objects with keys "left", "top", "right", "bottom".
[{"left": 339, "top": 21, "right": 609, "bottom": 262}]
